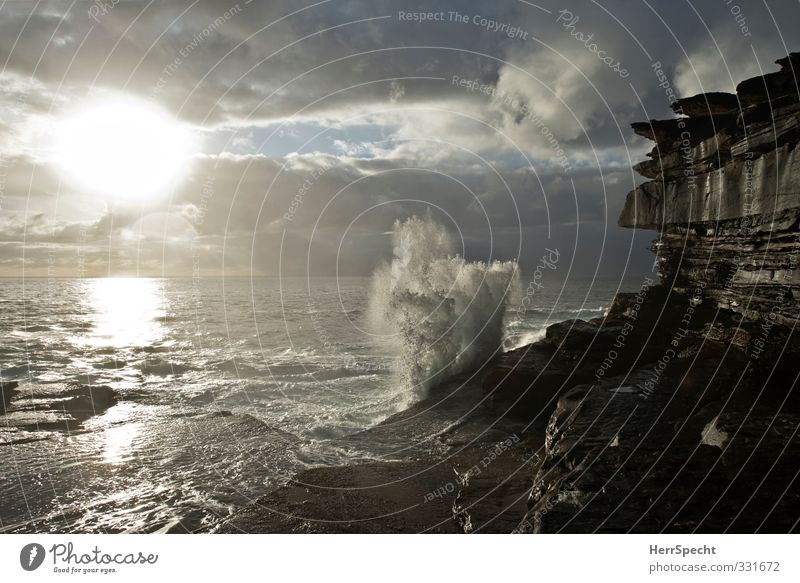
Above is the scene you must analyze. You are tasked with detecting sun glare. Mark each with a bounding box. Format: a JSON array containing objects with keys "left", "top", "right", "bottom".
[
  {"left": 76, "top": 277, "right": 167, "bottom": 348},
  {"left": 54, "top": 97, "right": 191, "bottom": 201}
]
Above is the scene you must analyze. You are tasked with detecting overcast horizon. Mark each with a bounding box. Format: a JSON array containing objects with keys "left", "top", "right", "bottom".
[{"left": 1, "top": 0, "right": 798, "bottom": 278}]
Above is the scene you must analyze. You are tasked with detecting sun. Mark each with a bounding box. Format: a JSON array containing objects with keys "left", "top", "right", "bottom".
[{"left": 54, "top": 97, "right": 191, "bottom": 201}]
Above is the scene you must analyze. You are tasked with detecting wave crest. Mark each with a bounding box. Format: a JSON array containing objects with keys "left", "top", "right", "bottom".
[{"left": 368, "top": 216, "right": 520, "bottom": 396}]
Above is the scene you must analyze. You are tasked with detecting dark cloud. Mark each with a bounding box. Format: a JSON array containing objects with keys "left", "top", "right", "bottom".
[{"left": 1, "top": 0, "right": 798, "bottom": 276}]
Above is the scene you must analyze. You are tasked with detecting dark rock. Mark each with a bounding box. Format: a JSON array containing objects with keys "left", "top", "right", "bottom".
[
  {"left": 731, "top": 100, "right": 800, "bottom": 156},
  {"left": 631, "top": 116, "right": 736, "bottom": 146},
  {"left": 214, "top": 376, "right": 540, "bottom": 533},
  {"left": 619, "top": 145, "right": 800, "bottom": 229},
  {"left": 1, "top": 380, "right": 18, "bottom": 413},
  {"left": 633, "top": 130, "right": 732, "bottom": 180},
  {"left": 481, "top": 343, "right": 574, "bottom": 423},
  {"left": 543, "top": 318, "right": 620, "bottom": 353},
  {"left": 480, "top": 319, "right": 631, "bottom": 423},
  {"left": 647, "top": 211, "right": 800, "bottom": 326},
  {"left": 517, "top": 341, "right": 798, "bottom": 533},
  {"left": 518, "top": 54, "right": 800, "bottom": 534},
  {"left": 776, "top": 52, "right": 800, "bottom": 72},
  {"left": 670, "top": 92, "right": 740, "bottom": 117},
  {"left": 737, "top": 67, "right": 800, "bottom": 108},
  {"left": 217, "top": 434, "right": 539, "bottom": 534},
  {"left": 1, "top": 383, "right": 118, "bottom": 432},
  {"left": 623, "top": 58, "right": 800, "bottom": 240}
]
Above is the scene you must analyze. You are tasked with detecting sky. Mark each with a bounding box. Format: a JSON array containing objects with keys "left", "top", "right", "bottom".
[{"left": 0, "top": 0, "right": 798, "bottom": 278}]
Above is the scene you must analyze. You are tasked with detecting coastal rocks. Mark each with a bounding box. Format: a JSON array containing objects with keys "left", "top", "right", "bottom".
[
  {"left": 619, "top": 144, "right": 800, "bottom": 227},
  {"left": 650, "top": 213, "right": 800, "bottom": 326},
  {"left": 526, "top": 404, "right": 798, "bottom": 532},
  {"left": 670, "top": 92, "right": 741, "bottom": 117},
  {"left": 620, "top": 53, "right": 800, "bottom": 240},
  {"left": 632, "top": 129, "right": 732, "bottom": 180},
  {"left": 543, "top": 318, "right": 613, "bottom": 353},
  {"left": 518, "top": 54, "right": 800, "bottom": 533},
  {"left": 517, "top": 335, "right": 799, "bottom": 533},
  {"left": 481, "top": 284, "right": 722, "bottom": 425},
  {"left": 217, "top": 461, "right": 459, "bottom": 533},
  {"left": 0, "top": 382, "right": 117, "bottom": 437},
  {"left": 1, "top": 381, "right": 18, "bottom": 413},
  {"left": 218, "top": 431, "right": 538, "bottom": 534},
  {"left": 736, "top": 52, "right": 800, "bottom": 107},
  {"left": 448, "top": 435, "right": 538, "bottom": 533},
  {"left": 214, "top": 371, "right": 539, "bottom": 534},
  {"left": 481, "top": 342, "right": 579, "bottom": 422},
  {"left": 630, "top": 116, "right": 735, "bottom": 146},
  {"left": 481, "top": 317, "right": 643, "bottom": 423},
  {"left": 619, "top": 55, "right": 800, "bottom": 327}
]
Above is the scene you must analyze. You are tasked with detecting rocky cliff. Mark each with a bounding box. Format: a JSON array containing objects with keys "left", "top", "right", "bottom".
[
  {"left": 215, "top": 56, "right": 800, "bottom": 534},
  {"left": 517, "top": 54, "right": 800, "bottom": 533}
]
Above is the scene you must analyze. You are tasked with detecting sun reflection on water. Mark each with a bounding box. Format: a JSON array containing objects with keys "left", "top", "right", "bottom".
[
  {"left": 78, "top": 278, "right": 167, "bottom": 348},
  {"left": 82, "top": 402, "right": 144, "bottom": 466}
]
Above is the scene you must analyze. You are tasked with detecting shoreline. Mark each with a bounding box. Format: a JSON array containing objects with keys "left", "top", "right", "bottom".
[
  {"left": 215, "top": 54, "right": 800, "bottom": 533},
  {"left": 214, "top": 360, "right": 547, "bottom": 533}
]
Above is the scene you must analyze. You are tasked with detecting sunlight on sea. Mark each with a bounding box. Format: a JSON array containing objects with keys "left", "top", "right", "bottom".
[{"left": 73, "top": 278, "right": 167, "bottom": 348}]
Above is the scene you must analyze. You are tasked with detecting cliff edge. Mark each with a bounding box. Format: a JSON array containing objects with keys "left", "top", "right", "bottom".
[{"left": 518, "top": 53, "right": 800, "bottom": 533}]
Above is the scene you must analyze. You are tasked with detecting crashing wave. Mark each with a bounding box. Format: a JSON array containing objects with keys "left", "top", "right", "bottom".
[{"left": 368, "top": 215, "right": 520, "bottom": 396}]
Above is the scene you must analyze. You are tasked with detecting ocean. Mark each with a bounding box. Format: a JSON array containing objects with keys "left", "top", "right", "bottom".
[{"left": 0, "top": 273, "right": 645, "bottom": 533}]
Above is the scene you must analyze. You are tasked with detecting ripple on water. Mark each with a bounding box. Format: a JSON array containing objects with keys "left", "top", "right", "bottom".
[{"left": 1, "top": 403, "right": 305, "bottom": 533}]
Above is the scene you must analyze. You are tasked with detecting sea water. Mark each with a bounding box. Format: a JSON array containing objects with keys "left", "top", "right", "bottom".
[{"left": 0, "top": 239, "right": 645, "bottom": 532}]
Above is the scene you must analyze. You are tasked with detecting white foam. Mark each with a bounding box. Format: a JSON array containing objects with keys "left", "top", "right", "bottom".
[
  {"left": 502, "top": 328, "right": 546, "bottom": 351},
  {"left": 368, "top": 216, "right": 520, "bottom": 397}
]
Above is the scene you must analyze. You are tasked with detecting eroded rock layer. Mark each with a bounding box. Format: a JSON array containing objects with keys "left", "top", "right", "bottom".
[
  {"left": 620, "top": 54, "right": 800, "bottom": 325},
  {"left": 518, "top": 55, "right": 800, "bottom": 533}
]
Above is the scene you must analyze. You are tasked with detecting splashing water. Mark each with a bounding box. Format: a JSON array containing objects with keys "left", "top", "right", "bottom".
[{"left": 368, "top": 216, "right": 520, "bottom": 396}]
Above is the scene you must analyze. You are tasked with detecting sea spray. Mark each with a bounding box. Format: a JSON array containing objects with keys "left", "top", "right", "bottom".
[{"left": 368, "top": 216, "right": 520, "bottom": 396}]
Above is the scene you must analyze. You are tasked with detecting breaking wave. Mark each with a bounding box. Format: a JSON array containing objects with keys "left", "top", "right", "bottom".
[
  {"left": 502, "top": 328, "right": 547, "bottom": 351},
  {"left": 368, "top": 215, "right": 520, "bottom": 396}
]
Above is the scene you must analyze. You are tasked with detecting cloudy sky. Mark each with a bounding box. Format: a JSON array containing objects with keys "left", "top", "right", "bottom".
[{"left": 1, "top": 0, "right": 798, "bottom": 277}]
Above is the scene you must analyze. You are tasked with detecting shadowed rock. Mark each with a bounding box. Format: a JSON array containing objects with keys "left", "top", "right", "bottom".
[
  {"left": 516, "top": 55, "right": 800, "bottom": 534},
  {"left": 670, "top": 91, "right": 740, "bottom": 117},
  {"left": 1, "top": 382, "right": 117, "bottom": 433},
  {"left": 1, "top": 381, "right": 18, "bottom": 414},
  {"left": 736, "top": 54, "right": 800, "bottom": 107},
  {"left": 630, "top": 116, "right": 736, "bottom": 145}
]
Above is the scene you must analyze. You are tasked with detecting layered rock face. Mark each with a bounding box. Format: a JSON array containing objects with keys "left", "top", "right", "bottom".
[
  {"left": 620, "top": 53, "right": 800, "bottom": 324},
  {"left": 517, "top": 55, "right": 800, "bottom": 533}
]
